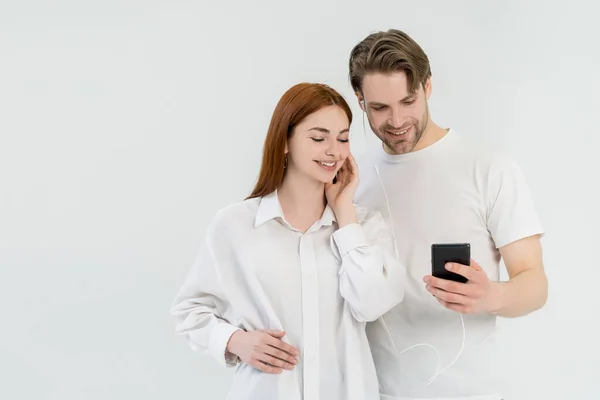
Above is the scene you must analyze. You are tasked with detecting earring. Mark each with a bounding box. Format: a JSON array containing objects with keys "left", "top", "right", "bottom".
[{"left": 284, "top": 153, "right": 288, "bottom": 169}]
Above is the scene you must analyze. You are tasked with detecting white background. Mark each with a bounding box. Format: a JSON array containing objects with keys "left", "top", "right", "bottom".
[{"left": 1, "top": 1, "right": 599, "bottom": 399}]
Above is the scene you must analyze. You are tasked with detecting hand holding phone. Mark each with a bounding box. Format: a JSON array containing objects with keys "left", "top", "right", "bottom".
[{"left": 427, "top": 245, "right": 499, "bottom": 314}]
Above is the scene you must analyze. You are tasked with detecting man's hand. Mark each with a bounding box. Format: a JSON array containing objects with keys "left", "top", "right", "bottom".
[
  {"left": 423, "top": 259, "right": 502, "bottom": 314},
  {"left": 226, "top": 329, "right": 299, "bottom": 374}
]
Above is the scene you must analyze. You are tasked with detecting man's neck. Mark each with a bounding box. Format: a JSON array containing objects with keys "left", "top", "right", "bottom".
[{"left": 412, "top": 120, "right": 448, "bottom": 152}]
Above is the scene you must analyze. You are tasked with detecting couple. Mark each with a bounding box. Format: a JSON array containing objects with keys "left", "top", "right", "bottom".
[{"left": 170, "top": 29, "right": 547, "bottom": 400}]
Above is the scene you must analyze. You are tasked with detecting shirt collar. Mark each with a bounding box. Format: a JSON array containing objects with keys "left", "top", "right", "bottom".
[
  {"left": 254, "top": 189, "right": 337, "bottom": 229},
  {"left": 255, "top": 190, "right": 284, "bottom": 227}
]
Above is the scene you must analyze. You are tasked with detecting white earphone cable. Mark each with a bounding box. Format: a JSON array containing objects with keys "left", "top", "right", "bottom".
[{"left": 363, "top": 101, "right": 465, "bottom": 385}]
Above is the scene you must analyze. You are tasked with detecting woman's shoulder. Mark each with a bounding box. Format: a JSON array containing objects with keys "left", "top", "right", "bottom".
[{"left": 208, "top": 197, "right": 261, "bottom": 232}]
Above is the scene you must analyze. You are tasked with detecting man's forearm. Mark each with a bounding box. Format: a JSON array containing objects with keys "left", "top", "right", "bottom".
[{"left": 490, "top": 268, "right": 548, "bottom": 318}]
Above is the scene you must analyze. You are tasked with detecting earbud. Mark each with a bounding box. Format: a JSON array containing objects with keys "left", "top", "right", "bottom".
[{"left": 360, "top": 100, "right": 365, "bottom": 111}]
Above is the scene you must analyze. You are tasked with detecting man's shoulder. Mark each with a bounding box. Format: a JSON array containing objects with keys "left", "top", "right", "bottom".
[{"left": 449, "top": 130, "right": 519, "bottom": 172}]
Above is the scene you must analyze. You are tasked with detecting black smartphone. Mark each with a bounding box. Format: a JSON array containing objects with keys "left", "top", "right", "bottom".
[{"left": 431, "top": 243, "right": 470, "bottom": 283}]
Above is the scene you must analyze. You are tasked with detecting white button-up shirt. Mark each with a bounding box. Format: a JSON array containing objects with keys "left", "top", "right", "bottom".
[{"left": 171, "top": 190, "right": 406, "bottom": 400}]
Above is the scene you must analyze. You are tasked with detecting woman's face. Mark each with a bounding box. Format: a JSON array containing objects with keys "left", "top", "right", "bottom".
[{"left": 285, "top": 105, "right": 350, "bottom": 184}]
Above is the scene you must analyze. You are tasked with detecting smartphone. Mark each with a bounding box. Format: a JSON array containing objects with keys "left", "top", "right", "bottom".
[{"left": 431, "top": 243, "right": 470, "bottom": 283}]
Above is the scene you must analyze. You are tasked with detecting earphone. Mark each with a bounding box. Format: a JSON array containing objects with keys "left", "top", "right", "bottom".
[
  {"left": 361, "top": 105, "right": 466, "bottom": 386},
  {"left": 372, "top": 163, "right": 466, "bottom": 385}
]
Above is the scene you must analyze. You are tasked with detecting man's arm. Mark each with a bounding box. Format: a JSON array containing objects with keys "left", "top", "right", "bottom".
[
  {"left": 424, "top": 234, "right": 547, "bottom": 316},
  {"left": 490, "top": 234, "right": 548, "bottom": 318}
]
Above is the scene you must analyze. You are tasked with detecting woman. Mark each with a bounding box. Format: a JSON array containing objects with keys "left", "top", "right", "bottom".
[{"left": 170, "top": 83, "right": 406, "bottom": 399}]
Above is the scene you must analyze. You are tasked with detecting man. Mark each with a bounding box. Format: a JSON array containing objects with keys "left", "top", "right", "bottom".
[{"left": 349, "top": 29, "right": 548, "bottom": 399}]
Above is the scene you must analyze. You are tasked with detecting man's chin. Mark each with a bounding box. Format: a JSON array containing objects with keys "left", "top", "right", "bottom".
[{"left": 383, "top": 141, "right": 413, "bottom": 155}]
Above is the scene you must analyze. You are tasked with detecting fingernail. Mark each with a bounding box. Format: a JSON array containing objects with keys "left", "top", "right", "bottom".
[{"left": 446, "top": 263, "right": 453, "bottom": 271}]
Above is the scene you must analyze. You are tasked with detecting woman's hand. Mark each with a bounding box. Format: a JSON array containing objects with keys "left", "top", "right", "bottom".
[
  {"left": 226, "top": 329, "right": 299, "bottom": 374},
  {"left": 325, "top": 153, "right": 359, "bottom": 227}
]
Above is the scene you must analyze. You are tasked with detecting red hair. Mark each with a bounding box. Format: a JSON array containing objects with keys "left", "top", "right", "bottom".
[{"left": 247, "top": 83, "right": 352, "bottom": 199}]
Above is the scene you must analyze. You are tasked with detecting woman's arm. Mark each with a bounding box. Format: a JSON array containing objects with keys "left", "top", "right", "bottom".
[
  {"left": 170, "top": 224, "right": 299, "bottom": 373},
  {"left": 170, "top": 238, "right": 242, "bottom": 367},
  {"left": 333, "top": 206, "right": 406, "bottom": 322}
]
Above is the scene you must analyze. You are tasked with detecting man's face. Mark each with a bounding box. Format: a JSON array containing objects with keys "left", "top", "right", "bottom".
[{"left": 360, "top": 72, "right": 431, "bottom": 155}]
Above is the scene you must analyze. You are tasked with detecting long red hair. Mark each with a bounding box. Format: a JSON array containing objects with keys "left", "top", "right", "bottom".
[{"left": 247, "top": 83, "right": 353, "bottom": 199}]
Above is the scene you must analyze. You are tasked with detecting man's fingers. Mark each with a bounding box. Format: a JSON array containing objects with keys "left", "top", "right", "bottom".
[
  {"left": 445, "top": 262, "right": 476, "bottom": 280},
  {"left": 427, "top": 285, "right": 471, "bottom": 305},
  {"left": 427, "top": 276, "right": 473, "bottom": 296},
  {"left": 445, "top": 261, "right": 488, "bottom": 283},
  {"left": 249, "top": 359, "right": 282, "bottom": 374},
  {"left": 470, "top": 258, "right": 483, "bottom": 271},
  {"left": 436, "top": 297, "right": 473, "bottom": 314}
]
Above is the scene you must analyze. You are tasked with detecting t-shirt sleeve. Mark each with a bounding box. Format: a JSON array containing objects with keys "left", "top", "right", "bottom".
[{"left": 485, "top": 157, "right": 544, "bottom": 249}]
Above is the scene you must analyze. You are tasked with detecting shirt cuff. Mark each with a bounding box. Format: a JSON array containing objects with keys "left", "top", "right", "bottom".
[
  {"left": 209, "top": 323, "right": 242, "bottom": 368},
  {"left": 332, "top": 222, "right": 369, "bottom": 256}
]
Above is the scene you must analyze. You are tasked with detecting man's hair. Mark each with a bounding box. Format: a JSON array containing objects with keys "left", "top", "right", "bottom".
[{"left": 349, "top": 29, "right": 432, "bottom": 95}]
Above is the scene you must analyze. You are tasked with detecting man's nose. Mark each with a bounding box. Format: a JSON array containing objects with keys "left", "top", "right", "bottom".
[{"left": 390, "top": 107, "right": 403, "bottom": 127}]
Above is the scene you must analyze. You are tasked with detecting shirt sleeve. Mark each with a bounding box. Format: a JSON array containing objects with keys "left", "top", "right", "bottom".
[
  {"left": 170, "top": 229, "right": 241, "bottom": 368},
  {"left": 332, "top": 210, "right": 406, "bottom": 322},
  {"left": 486, "top": 157, "right": 545, "bottom": 249}
]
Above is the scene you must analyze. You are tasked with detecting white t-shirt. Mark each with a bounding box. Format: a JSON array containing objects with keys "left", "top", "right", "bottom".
[{"left": 355, "top": 129, "right": 544, "bottom": 400}]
